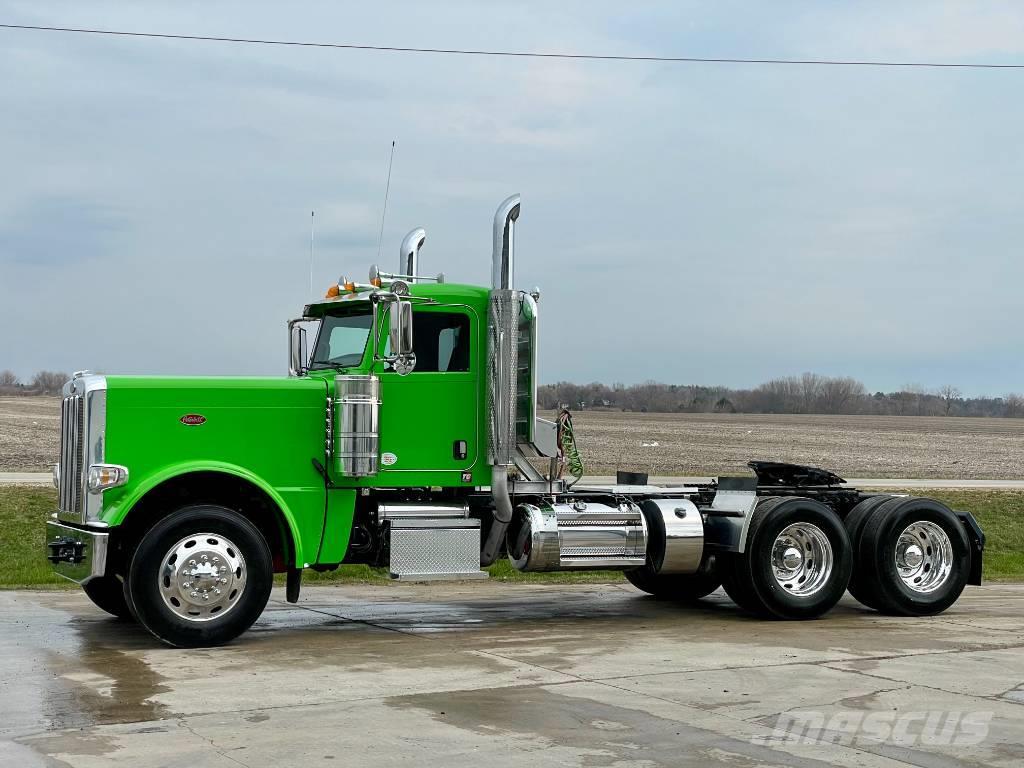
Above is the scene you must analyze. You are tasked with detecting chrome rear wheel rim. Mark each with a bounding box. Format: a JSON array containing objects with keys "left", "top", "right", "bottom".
[
  {"left": 771, "top": 522, "right": 833, "bottom": 597},
  {"left": 895, "top": 521, "right": 953, "bottom": 594},
  {"left": 159, "top": 533, "right": 247, "bottom": 622}
]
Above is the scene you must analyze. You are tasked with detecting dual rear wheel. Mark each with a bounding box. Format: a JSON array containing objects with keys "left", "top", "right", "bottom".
[
  {"left": 844, "top": 495, "right": 970, "bottom": 616},
  {"left": 720, "top": 497, "right": 853, "bottom": 619},
  {"left": 626, "top": 497, "right": 853, "bottom": 618},
  {"left": 716, "top": 494, "right": 970, "bottom": 619}
]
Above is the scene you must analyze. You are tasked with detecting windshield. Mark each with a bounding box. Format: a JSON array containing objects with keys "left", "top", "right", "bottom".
[{"left": 309, "top": 310, "right": 374, "bottom": 370}]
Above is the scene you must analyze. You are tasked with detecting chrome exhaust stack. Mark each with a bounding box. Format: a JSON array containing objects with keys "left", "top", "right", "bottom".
[
  {"left": 491, "top": 195, "right": 519, "bottom": 291},
  {"left": 399, "top": 227, "right": 426, "bottom": 282},
  {"left": 481, "top": 193, "right": 520, "bottom": 566}
]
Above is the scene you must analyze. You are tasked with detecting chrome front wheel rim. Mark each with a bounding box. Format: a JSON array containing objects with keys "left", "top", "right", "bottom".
[
  {"left": 895, "top": 521, "right": 953, "bottom": 594},
  {"left": 771, "top": 522, "right": 833, "bottom": 597},
  {"left": 159, "top": 533, "right": 247, "bottom": 622}
]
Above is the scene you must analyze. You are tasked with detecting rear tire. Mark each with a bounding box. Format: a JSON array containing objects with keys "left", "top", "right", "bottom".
[
  {"left": 626, "top": 561, "right": 721, "bottom": 601},
  {"left": 721, "top": 496, "right": 852, "bottom": 619},
  {"left": 82, "top": 575, "right": 133, "bottom": 620},
  {"left": 858, "top": 497, "right": 970, "bottom": 616},
  {"left": 125, "top": 505, "right": 273, "bottom": 647},
  {"left": 843, "top": 495, "right": 893, "bottom": 610}
]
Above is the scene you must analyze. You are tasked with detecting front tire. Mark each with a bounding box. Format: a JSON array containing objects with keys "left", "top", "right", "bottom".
[
  {"left": 125, "top": 505, "right": 273, "bottom": 647},
  {"left": 721, "top": 497, "right": 852, "bottom": 619},
  {"left": 82, "top": 575, "right": 133, "bottom": 619}
]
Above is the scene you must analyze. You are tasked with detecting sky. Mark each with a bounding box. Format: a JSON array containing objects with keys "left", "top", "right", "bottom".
[{"left": 1, "top": 1, "right": 1022, "bottom": 396}]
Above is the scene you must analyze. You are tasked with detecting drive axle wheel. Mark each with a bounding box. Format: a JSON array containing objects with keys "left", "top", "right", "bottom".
[
  {"left": 82, "top": 574, "right": 133, "bottom": 620},
  {"left": 625, "top": 563, "right": 721, "bottom": 602},
  {"left": 125, "top": 505, "right": 273, "bottom": 647},
  {"left": 856, "top": 497, "right": 970, "bottom": 616},
  {"left": 721, "top": 497, "right": 852, "bottom": 619},
  {"left": 842, "top": 495, "right": 894, "bottom": 610}
]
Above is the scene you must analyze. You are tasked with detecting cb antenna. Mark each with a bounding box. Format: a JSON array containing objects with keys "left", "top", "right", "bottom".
[
  {"left": 308, "top": 210, "right": 315, "bottom": 300},
  {"left": 375, "top": 140, "right": 396, "bottom": 262}
]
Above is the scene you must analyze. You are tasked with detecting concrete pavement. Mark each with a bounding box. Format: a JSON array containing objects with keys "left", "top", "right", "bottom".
[
  {"left": 2, "top": 581, "right": 1023, "bottom": 767},
  {"left": 4, "top": 471, "right": 1024, "bottom": 488}
]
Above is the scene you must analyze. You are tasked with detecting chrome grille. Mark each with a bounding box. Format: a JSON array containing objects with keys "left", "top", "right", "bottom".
[{"left": 58, "top": 393, "right": 85, "bottom": 519}]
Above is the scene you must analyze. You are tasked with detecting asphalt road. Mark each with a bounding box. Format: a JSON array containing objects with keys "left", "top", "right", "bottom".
[
  {"left": 4, "top": 471, "right": 1024, "bottom": 488},
  {"left": 3, "top": 582, "right": 1023, "bottom": 767}
]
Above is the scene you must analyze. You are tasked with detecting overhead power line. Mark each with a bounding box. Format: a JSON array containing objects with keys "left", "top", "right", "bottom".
[{"left": 1, "top": 23, "right": 1023, "bottom": 69}]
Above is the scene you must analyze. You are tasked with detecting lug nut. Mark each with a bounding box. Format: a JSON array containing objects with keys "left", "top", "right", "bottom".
[
  {"left": 201, "top": 555, "right": 208, "bottom": 561},
  {"left": 189, "top": 560, "right": 196, "bottom": 566},
  {"left": 214, "top": 588, "right": 221, "bottom": 595},
  {"left": 190, "top": 591, "right": 198, "bottom": 598}
]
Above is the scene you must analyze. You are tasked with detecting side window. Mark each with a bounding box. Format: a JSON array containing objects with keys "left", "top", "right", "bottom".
[{"left": 411, "top": 311, "right": 471, "bottom": 373}]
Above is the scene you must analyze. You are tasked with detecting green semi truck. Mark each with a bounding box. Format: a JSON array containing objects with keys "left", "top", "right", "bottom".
[{"left": 46, "top": 194, "right": 985, "bottom": 647}]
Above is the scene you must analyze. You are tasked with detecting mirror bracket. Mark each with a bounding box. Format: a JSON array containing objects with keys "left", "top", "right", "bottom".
[{"left": 371, "top": 293, "right": 416, "bottom": 375}]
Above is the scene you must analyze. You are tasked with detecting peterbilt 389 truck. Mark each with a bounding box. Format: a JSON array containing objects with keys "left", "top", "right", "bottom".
[{"left": 46, "top": 194, "right": 985, "bottom": 647}]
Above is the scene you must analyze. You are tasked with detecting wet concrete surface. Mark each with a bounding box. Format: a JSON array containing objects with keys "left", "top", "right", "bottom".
[{"left": 2, "top": 582, "right": 1023, "bottom": 767}]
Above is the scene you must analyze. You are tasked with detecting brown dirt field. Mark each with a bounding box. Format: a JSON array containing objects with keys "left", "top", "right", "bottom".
[
  {"left": 553, "top": 410, "right": 1024, "bottom": 480},
  {"left": 0, "top": 396, "right": 60, "bottom": 472},
  {"left": 3, "top": 397, "right": 1023, "bottom": 479}
]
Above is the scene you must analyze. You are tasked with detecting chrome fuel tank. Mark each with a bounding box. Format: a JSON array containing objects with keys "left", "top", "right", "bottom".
[{"left": 506, "top": 500, "right": 647, "bottom": 571}]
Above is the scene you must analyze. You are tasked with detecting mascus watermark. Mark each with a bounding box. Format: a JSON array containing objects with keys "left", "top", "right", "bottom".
[{"left": 753, "top": 710, "right": 993, "bottom": 748}]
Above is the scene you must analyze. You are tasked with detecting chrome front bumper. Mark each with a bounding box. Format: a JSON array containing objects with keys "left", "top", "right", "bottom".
[{"left": 45, "top": 518, "right": 108, "bottom": 584}]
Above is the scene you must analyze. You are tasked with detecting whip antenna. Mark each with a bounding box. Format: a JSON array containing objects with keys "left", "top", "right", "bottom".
[
  {"left": 375, "top": 140, "right": 396, "bottom": 262},
  {"left": 308, "top": 210, "right": 315, "bottom": 300}
]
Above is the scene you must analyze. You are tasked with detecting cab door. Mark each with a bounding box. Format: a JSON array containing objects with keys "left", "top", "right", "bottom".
[{"left": 375, "top": 303, "right": 479, "bottom": 484}]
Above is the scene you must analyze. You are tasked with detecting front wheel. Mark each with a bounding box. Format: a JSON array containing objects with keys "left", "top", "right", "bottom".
[
  {"left": 125, "top": 505, "right": 273, "bottom": 647},
  {"left": 82, "top": 574, "right": 133, "bottom": 619}
]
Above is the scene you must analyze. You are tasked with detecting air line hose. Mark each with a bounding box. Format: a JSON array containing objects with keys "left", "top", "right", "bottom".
[{"left": 557, "top": 408, "right": 585, "bottom": 487}]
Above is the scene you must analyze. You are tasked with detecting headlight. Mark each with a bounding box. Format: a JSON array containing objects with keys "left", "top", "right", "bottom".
[{"left": 87, "top": 464, "right": 129, "bottom": 493}]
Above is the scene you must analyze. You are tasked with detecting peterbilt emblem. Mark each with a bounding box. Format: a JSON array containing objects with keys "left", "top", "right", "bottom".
[{"left": 180, "top": 414, "right": 207, "bottom": 426}]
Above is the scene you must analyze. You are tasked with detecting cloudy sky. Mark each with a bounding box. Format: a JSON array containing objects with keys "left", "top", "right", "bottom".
[{"left": 1, "top": 1, "right": 1022, "bottom": 395}]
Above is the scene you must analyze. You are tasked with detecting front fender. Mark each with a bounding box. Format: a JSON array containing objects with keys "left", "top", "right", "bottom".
[{"left": 102, "top": 460, "right": 312, "bottom": 566}]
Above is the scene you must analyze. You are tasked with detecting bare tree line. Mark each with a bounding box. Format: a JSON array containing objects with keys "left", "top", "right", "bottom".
[
  {"left": 540, "top": 374, "right": 1024, "bottom": 418},
  {"left": 0, "top": 370, "right": 69, "bottom": 396},
  {"left": 5, "top": 368, "right": 1023, "bottom": 418}
]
